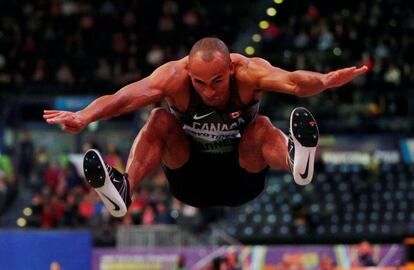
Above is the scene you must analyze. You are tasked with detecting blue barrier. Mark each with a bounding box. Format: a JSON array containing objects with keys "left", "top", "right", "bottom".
[{"left": 0, "top": 230, "right": 91, "bottom": 270}]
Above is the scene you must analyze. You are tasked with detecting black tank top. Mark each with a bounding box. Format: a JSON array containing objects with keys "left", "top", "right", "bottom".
[{"left": 170, "top": 76, "right": 259, "bottom": 154}]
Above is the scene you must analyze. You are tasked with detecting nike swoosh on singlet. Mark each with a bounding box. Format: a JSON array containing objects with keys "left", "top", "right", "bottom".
[
  {"left": 299, "top": 153, "right": 310, "bottom": 179},
  {"left": 193, "top": 111, "right": 215, "bottom": 120},
  {"left": 101, "top": 193, "right": 121, "bottom": 211}
]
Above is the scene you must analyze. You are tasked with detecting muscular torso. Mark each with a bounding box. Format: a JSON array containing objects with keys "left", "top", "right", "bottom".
[
  {"left": 156, "top": 54, "right": 264, "bottom": 154},
  {"left": 170, "top": 75, "right": 260, "bottom": 153}
]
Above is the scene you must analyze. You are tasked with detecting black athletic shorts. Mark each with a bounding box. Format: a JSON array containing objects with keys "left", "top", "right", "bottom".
[{"left": 161, "top": 150, "right": 269, "bottom": 208}]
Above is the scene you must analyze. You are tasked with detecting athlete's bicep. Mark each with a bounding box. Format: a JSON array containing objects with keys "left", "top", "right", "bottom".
[
  {"left": 113, "top": 62, "right": 182, "bottom": 110},
  {"left": 113, "top": 77, "right": 164, "bottom": 110},
  {"left": 247, "top": 59, "right": 297, "bottom": 95},
  {"left": 258, "top": 70, "right": 297, "bottom": 95}
]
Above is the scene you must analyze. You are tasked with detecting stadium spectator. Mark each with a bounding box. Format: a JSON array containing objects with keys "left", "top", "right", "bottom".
[
  {"left": 142, "top": 204, "right": 156, "bottom": 225},
  {"left": 174, "top": 254, "right": 188, "bottom": 270},
  {"left": 0, "top": 151, "right": 17, "bottom": 213},
  {"left": 17, "top": 131, "right": 35, "bottom": 189},
  {"left": 49, "top": 261, "right": 62, "bottom": 270},
  {"left": 105, "top": 143, "right": 125, "bottom": 173},
  {"left": 225, "top": 251, "right": 241, "bottom": 270},
  {"left": 319, "top": 256, "right": 334, "bottom": 270},
  {"left": 356, "top": 241, "right": 377, "bottom": 266},
  {"left": 154, "top": 201, "right": 174, "bottom": 224}
]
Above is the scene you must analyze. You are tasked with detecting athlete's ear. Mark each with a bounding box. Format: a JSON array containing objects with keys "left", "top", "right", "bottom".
[{"left": 229, "top": 61, "right": 235, "bottom": 75}]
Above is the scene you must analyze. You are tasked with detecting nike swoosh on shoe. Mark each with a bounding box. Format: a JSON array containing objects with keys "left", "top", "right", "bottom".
[
  {"left": 101, "top": 193, "right": 121, "bottom": 211},
  {"left": 299, "top": 153, "right": 310, "bottom": 179}
]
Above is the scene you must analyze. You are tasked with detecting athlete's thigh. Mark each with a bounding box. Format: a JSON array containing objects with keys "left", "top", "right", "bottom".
[
  {"left": 238, "top": 115, "right": 272, "bottom": 172},
  {"left": 142, "top": 107, "right": 190, "bottom": 168}
]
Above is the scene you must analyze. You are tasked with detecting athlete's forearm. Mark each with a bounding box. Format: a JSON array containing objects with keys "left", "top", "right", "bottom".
[
  {"left": 289, "top": 70, "right": 328, "bottom": 97},
  {"left": 258, "top": 68, "right": 329, "bottom": 97},
  {"left": 77, "top": 94, "right": 125, "bottom": 123},
  {"left": 78, "top": 81, "right": 163, "bottom": 123}
]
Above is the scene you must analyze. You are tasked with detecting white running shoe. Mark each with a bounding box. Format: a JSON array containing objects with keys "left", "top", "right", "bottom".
[
  {"left": 288, "top": 107, "right": 319, "bottom": 185},
  {"left": 83, "top": 149, "right": 131, "bottom": 217}
]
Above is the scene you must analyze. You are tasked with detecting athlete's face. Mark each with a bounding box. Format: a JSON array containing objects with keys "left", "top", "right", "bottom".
[{"left": 188, "top": 52, "right": 234, "bottom": 107}]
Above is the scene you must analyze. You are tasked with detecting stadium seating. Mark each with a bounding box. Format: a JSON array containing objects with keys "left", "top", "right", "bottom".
[{"left": 216, "top": 163, "right": 414, "bottom": 244}]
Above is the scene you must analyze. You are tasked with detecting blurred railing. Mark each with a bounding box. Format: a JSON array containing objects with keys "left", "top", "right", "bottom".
[{"left": 116, "top": 225, "right": 201, "bottom": 247}]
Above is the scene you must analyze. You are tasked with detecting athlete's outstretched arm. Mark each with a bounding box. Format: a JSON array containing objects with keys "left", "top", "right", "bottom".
[
  {"left": 43, "top": 62, "right": 178, "bottom": 133},
  {"left": 250, "top": 58, "right": 368, "bottom": 97}
]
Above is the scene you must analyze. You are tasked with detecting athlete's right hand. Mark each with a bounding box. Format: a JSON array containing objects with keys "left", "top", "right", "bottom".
[{"left": 43, "top": 110, "right": 88, "bottom": 134}]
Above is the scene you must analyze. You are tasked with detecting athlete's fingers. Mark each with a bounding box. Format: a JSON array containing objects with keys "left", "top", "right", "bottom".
[
  {"left": 341, "top": 65, "right": 367, "bottom": 76},
  {"left": 45, "top": 111, "right": 77, "bottom": 125},
  {"left": 46, "top": 118, "right": 62, "bottom": 124},
  {"left": 324, "top": 65, "right": 368, "bottom": 89},
  {"left": 339, "top": 66, "right": 365, "bottom": 79},
  {"left": 43, "top": 110, "right": 60, "bottom": 114},
  {"left": 338, "top": 67, "right": 356, "bottom": 76},
  {"left": 43, "top": 111, "right": 65, "bottom": 119},
  {"left": 46, "top": 115, "right": 72, "bottom": 125},
  {"left": 354, "top": 65, "right": 368, "bottom": 75},
  {"left": 345, "top": 66, "right": 356, "bottom": 71},
  {"left": 43, "top": 110, "right": 66, "bottom": 117}
]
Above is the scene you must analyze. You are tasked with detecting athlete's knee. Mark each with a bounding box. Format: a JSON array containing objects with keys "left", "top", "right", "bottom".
[
  {"left": 148, "top": 107, "right": 172, "bottom": 122},
  {"left": 254, "top": 115, "right": 272, "bottom": 128},
  {"left": 243, "top": 116, "right": 273, "bottom": 142},
  {"left": 147, "top": 108, "right": 178, "bottom": 132}
]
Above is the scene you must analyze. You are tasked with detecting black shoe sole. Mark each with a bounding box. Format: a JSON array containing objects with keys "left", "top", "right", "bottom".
[
  {"left": 83, "top": 150, "right": 106, "bottom": 188},
  {"left": 291, "top": 107, "right": 319, "bottom": 147}
]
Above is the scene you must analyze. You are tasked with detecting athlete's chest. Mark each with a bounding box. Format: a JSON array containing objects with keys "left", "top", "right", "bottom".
[
  {"left": 186, "top": 106, "right": 246, "bottom": 132},
  {"left": 166, "top": 83, "right": 259, "bottom": 112}
]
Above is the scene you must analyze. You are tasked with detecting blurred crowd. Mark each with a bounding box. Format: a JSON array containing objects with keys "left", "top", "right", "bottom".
[
  {"left": 0, "top": 150, "right": 16, "bottom": 214},
  {"left": 0, "top": 0, "right": 249, "bottom": 94},
  {"left": 1, "top": 0, "right": 413, "bottom": 132},
  {"left": 259, "top": 0, "right": 414, "bottom": 132},
  {"left": 0, "top": 131, "right": 224, "bottom": 245},
  {"left": 185, "top": 240, "right": 377, "bottom": 270}
]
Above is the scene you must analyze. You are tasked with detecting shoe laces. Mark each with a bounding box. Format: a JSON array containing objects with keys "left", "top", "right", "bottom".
[
  {"left": 106, "top": 164, "right": 119, "bottom": 181},
  {"left": 287, "top": 134, "right": 295, "bottom": 171},
  {"left": 106, "top": 164, "right": 112, "bottom": 174}
]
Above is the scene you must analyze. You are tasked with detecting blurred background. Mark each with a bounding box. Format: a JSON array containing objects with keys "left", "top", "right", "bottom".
[{"left": 1, "top": 0, "right": 414, "bottom": 269}]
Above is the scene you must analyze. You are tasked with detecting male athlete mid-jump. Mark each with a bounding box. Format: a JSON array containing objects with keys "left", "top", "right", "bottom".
[{"left": 44, "top": 37, "right": 367, "bottom": 217}]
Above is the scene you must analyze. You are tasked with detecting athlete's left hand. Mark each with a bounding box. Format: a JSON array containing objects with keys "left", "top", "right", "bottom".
[
  {"left": 322, "top": 65, "right": 368, "bottom": 88},
  {"left": 43, "top": 110, "right": 88, "bottom": 134}
]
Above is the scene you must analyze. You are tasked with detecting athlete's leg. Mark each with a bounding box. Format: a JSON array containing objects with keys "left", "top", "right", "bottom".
[
  {"left": 126, "top": 107, "right": 190, "bottom": 190},
  {"left": 83, "top": 107, "right": 189, "bottom": 217},
  {"left": 239, "top": 115, "right": 289, "bottom": 173},
  {"left": 239, "top": 108, "right": 319, "bottom": 185}
]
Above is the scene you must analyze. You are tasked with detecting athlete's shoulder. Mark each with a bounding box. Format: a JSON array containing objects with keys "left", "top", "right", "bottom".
[
  {"left": 148, "top": 57, "right": 190, "bottom": 94},
  {"left": 231, "top": 53, "right": 271, "bottom": 68},
  {"left": 151, "top": 57, "right": 189, "bottom": 80},
  {"left": 232, "top": 54, "right": 273, "bottom": 83}
]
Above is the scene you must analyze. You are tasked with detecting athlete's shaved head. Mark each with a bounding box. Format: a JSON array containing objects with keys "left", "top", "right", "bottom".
[
  {"left": 189, "top": 37, "right": 231, "bottom": 65},
  {"left": 187, "top": 37, "right": 234, "bottom": 108}
]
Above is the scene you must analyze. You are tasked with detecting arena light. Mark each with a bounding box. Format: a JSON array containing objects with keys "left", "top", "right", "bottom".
[
  {"left": 17, "top": 217, "right": 27, "bottom": 227},
  {"left": 245, "top": 46, "right": 255, "bottom": 55},
  {"left": 242, "top": 0, "right": 284, "bottom": 56},
  {"left": 259, "top": 20, "right": 270, "bottom": 30},
  {"left": 23, "top": 207, "right": 33, "bottom": 216},
  {"left": 333, "top": 47, "right": 342, "bottom": 56},
  {"left": 252, "top": 34, "right": 262, "bottom": 42},
  {"left": 266, "top": 7, "right": 277, "bottom": 16}
]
